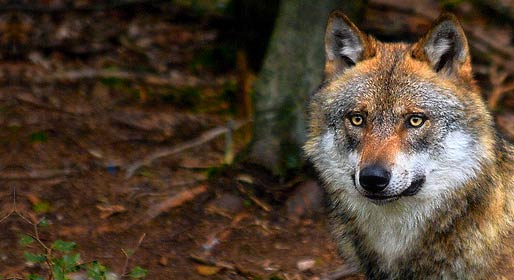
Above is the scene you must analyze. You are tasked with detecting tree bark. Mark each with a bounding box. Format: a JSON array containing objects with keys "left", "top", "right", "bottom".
[{"left": 249, "top": 0, "right": 365, "bottom": 175}]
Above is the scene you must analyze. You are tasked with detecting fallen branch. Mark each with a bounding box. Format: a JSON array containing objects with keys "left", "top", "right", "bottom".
[
  {"left": 0, "top": 0, "right": 175, "bottom": 13},
  {"left": 126, "top": 184, "right": 208, "bottom": 228},
  {"left": 35, "top": 68, "right": 230, "bottom": 89},
  {"left": 14, "top": 92, "right": 89, "bottom": 115},
  {"left": 0, "top": 169, "right": 77, "bottom": 180},
  {"left": 124, "top": 120, "right": 248, "bottom": 179},
  {"left": 189, "top": 254, "right": 236, "bottom": 271}
]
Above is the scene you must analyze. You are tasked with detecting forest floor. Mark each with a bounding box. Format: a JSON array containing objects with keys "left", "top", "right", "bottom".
[{"left": 0, "top": 1, "right": 512, "bottom": 279}]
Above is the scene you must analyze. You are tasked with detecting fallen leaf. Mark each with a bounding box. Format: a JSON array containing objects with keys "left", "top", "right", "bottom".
[
  {"left": 59, "top": 226, "right": 89, "bottom": 237},
  {"left": 25, "top": 193, "right": 41, "bottom": 205},
  {"left": 96, "top": 204, "right": 127, "bottom": 219},
  {"left": 196, "top": 265, "right": 222, "bottom": 276},
  {"left": 159, "top": 256, "right": 168, "bottom": 266}
]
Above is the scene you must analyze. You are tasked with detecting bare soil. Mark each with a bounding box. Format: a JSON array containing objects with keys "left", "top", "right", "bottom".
[{"left": 0, "top": 1, "right": 512, "bottom": 279}]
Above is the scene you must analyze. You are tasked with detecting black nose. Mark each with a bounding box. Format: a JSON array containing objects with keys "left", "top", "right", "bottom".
[{"left": 359, "top": 165, "right": 391, "bottom": 193}]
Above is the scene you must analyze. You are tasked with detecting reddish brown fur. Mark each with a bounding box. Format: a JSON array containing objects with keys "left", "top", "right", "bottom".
[
  {"left": 306, "top": 11, "right": 514, "bottom": 279},
  {"left": 360, "top": 134, "right": 401, "bottom": 168}
]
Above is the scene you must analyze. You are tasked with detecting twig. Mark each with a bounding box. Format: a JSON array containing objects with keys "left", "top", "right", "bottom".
[
  {"left": 14, "top": 92, "right": 88, "bottom": 115},
  {"left": 202, "top": 212, "right": 249, "bottom": 252},
  {"left": 0, "top": 187, "right": 34, "bottom": 225},
  {"left": 124, "top": 120, "right": 248, "bottom": 179},
  {"left": 0, "top": 169, "right": 77, "bottom": 180},
  {"left": 321, "top": 265, "right": 361, "bottom": 280},
  {"left": 36, "top": 68, "right": 229, "bottom": 89},
  {"left": 236, "top": 183, "right": 271, "bottom": 212},
  {"left": 121, "top": 233, "right": 147, "bottom": 277},
  {"left": 189, "top": 253, "right": 256, "bottom": 278},
  {"left": 0, "top": 187, "right": 55, "bottom": 275},
  {"left": 189, "top": 254, "right": 236, "bottom": 271},
  {"left": 0, "top": 0, "right": 172, "bottom": 13},
  {"left": 132, "top": 178, "right": 206, "bottom": 200},
  {"left": 126, "top": 184, "right": 208, "bottom": 228}
]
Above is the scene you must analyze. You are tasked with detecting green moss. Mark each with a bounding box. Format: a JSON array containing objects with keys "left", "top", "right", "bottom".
[
  {"left": 33, "top": 201, "right": 51, "bottom": 214},
  {"left": 30, "top": 131, "right": 49, "bottom": 143}
]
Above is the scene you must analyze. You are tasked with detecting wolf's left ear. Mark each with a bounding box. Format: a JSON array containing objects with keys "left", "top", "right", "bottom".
[
  {"left": 412, "top": 13, "right": 471, "bottom": 77},
  {"left": 324, "top": 11, "right": 376, "bottom": 78}
]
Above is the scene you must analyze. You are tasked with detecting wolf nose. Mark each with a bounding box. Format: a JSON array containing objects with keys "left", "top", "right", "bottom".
[{"left": 359, "top": 165, "right": 391, "bottom": 193}]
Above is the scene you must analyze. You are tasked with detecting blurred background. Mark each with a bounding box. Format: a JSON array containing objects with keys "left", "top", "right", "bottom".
[{"left": 0, "top": 0, "right": 512, "bottom": 279}]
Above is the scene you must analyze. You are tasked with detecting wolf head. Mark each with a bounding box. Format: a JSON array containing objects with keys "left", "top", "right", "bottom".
[{"left": 305, "top": 12, "right": 495, "bottom": 207}]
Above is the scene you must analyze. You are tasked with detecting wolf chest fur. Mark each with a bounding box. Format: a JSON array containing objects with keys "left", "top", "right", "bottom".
[{"left": 304, "top": 11, "right": 514, "bottom": 279}]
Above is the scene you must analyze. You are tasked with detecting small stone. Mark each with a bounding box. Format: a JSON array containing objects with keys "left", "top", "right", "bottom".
[
  {"left": 105, "top": 272, "right": 120, "bottom": 280},
  {"left": 67, "top": 272, "right": 87, "bottom": 280},
  {"left": 297, "top": 258, "right": 316, "bottom": 271}
]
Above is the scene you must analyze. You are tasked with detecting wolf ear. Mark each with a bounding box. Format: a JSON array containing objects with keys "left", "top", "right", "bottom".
[
  {"left": 324, "top": 11, "right": 375, "bottom": 78},
  {"left": 412, "top": 13, "right": 471, "bottom": 77}
]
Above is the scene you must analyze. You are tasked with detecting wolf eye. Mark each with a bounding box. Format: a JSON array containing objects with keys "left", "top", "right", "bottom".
[
  {"left": 407, "top": 114, "right": 426, "bottom": 128},
  {"left": 349, "top": 114, "right": 364, "bottom": 127}
]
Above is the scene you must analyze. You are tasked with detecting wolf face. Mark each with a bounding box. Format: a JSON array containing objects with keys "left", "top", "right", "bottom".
[
  {"left": 305, "top": 12, "right": 493, "bottom": 208},
  {"left": 305, "top": 12, "right": 514, "bottom": 278}
]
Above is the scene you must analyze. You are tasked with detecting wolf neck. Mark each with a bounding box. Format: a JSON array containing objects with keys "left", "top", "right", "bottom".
[{"left": 350, "top": 196, "right": 437, "bottom": 271}]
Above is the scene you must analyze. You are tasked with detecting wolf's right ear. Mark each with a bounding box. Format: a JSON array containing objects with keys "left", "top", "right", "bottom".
[{"left": 324, "top": 11, "right": 375, "bottom": 78}]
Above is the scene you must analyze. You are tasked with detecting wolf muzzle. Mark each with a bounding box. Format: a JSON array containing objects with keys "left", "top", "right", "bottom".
[{"left": 357, "top": 164, "right": 425, "bottom": 201}]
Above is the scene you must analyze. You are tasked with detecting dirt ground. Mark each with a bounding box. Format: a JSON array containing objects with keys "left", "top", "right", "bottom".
[
  {"left": 0, "top": 83, "right": 349, "bottom": 278},
  {"left": 0, "top": 3, "right": 350, "bottom": 279},
  {"left": 0, "top": 1, "right": 512, "bottom": 279}
]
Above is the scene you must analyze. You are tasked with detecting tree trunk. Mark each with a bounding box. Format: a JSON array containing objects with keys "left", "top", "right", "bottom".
[{"left": 249, "top": 0, "right": 365, "bottom": 176}]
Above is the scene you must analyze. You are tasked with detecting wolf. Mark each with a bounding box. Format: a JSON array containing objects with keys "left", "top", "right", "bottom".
[{"left": 304, "top": 11, "right": 514, "bottom": 279}]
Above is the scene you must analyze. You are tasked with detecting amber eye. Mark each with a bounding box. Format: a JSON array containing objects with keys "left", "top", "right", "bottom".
[
  {"left": 407, "top": 114, "right": 426, "bottom": 128},
  {"left": 349, "top": 114, "right": 364, "bottom": 127}
]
